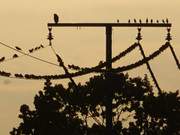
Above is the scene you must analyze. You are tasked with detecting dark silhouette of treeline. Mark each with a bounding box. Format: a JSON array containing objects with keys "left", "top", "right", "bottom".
[{"left": 10, "top": 73, "right": 180, "bottom": 135}]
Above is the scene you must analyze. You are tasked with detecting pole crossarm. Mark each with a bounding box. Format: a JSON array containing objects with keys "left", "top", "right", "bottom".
[{"left": 48, "top": 23, "right": 171, "bottom": 28}]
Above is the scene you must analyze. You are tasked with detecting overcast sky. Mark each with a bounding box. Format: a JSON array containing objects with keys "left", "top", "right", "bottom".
[{"left": 0, "top": 0, "right": 180, "bottom": 134}]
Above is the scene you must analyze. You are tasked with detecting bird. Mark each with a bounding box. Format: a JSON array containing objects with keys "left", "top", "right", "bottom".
[
  {"left": 134, "top": 19, "right": 137, "bottom": 23},
  {"left": 29, "top": 49, "right": 33, "bottom": 53},
  {"left": 156, "top": 20, "right": 159, "bottom": 23},
  {"left": 98, "top": 61, "right": 103, "bottom": 65},
  {"left": 162, "top": 19, "right": 165, "bottom": 23},
  {"left": 54, "top": 14, "right": 59, "bottom": 24},
  {"left": 166, "top": 18, "right": 169, "bottom": 23},
  {"left": 146, "top": 18, "right": 148, "bottom": 23},
  {"left": 150, "top": 19, "right": 153, "bottom": 23},
  {"left": 34, "top": 47, "right": 38, "bottom": 50},
  {"left": 117, "top": 19, "right": 119, "bottom": 23},
  {"left": 15, "top": 46, "right": 22, "bottom": 51},
  {"left": 0, "top": 57, "right": 5, "bottom": 62},
  {"left": 139, "top": 19, "right": 142, "bottom": 23},
  {"left": 13, "top": 54, "right": 18, "bottom": 58},
  {"left": 40, "top": 44, "right": 44, "bottom": 48},
  {"left": 128, "top": 19, "right": 131, "bottom": 23}
]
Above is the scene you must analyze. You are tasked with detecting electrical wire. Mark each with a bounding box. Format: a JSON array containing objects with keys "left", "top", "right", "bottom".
[
  {"left": 138, "top": 43, "right": 162, "bottom": 94},
  {"left": 49, "top": 44, "right": 77, "bottom": 86},
  {"left": 0, "top": 42, "right": 179, "bottom": 80},
  {"left": 0, "top": 41, "right": 60, "bottom": 67},
  {"left": 68, "top": 43, "right": 139, "bottom": 71},
  {"left": 0, "top": 45, "right": 49, "bottom": 64}
]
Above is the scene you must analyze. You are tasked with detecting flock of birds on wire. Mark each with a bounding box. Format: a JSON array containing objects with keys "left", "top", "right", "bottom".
[
  {"left": 0, "top": 39, "right": 179, "bottom": 81},
  {"left": 0, "top": 44, "right": 44, "bottom": 62},
  {"left": 0, "top": 14, "right": 179, "bottom": 87}
]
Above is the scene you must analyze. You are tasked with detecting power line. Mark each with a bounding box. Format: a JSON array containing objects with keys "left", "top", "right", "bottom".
[
  {"left": 0, "top": 44, "right": 49, "bottom": 64},
  {"left": 49, "top": 44, "right": 78, "bottom": 86},
  {"left": 0, "top": 42, "right": 178, "bottom": 80},
  {"left": 0, "top": 41, "right": 60, "bottom": 67},
  {"left": 68, "top": 43, "right": 139, "bottom": 71},
  {"left": 138, "top": 43, "right": 162, "bottom": 94}
]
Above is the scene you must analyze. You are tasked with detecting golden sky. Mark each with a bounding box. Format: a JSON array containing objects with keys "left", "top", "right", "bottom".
[{"left": 0, "top": 0, "right": 180, "bottom": 134}]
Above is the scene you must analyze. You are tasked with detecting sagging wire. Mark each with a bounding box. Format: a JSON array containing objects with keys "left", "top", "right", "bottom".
[
  {"left": 0, "top": 41, "right": 59, "bottom": 67},
  {"left": 0, "top": 41, "right": 173, "bottom": 80},
  {"left": 112, "top": 43, "right": 170, "bottom": 73},
  {"left": 0, "top": 28, "right": 179, "bottom": 80},
  {"left": 0, "top": 44, "right": 49, "bottom": 64},
  {"left": 68, "top": 42, "right": 139, "bottom": 71}
]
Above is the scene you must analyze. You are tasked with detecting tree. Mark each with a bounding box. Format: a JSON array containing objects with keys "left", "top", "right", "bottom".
[{"left": 10, "top": 73, "right": 180, "bottom": 135}]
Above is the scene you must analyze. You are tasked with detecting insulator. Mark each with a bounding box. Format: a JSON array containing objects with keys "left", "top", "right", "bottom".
[
  {"left": 165, "top": 28, "right": 172, "bottom": 42},
  {"left": 136, "top": 28, "right": 142, "bottom": 42},
  {"left": 47, "top": 27, "right": 53, "bottom": 46}
]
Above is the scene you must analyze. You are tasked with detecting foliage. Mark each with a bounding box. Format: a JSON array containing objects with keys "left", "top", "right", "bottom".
[{"left": 10, "top": 73, "right": 180, "bottom": 135}]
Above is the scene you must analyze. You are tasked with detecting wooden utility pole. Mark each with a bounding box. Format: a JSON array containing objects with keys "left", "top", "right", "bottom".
[
  {"left": 48, "top": 22, "right": 171, "bottom": 134},
  {"left": 105, "top": 26, "right": 113, "bottom": 134}
]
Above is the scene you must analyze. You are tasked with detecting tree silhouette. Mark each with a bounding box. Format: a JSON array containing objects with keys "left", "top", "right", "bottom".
[{"left": 10, "top": 73, "right": 180, "bottom": 135}]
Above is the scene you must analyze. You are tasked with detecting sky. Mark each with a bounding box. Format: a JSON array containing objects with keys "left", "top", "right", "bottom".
[{"left": 0, "top": 0, "right": 180, "bottom": 134}]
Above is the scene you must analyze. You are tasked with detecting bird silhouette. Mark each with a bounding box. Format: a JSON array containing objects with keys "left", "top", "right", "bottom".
[
  {"left": 117, "top": 19, "right": 119, "bottom": 23},
  {"left": 150, "top": 19, "right": 153, "bottom": 23},
  {"left": 134, "top": 19, "right": 136, "bottom": 23},
  {"left": 34, "top": 47, "right": 38, "bottom": 50},
  {"left": 156, "top": 20, "right": 159, "bottom": 23},
  {"left": 29, "top": 49, "right": 33, "bottom": 53},
  {"left": 54, "top": 14, "right": 59, "bottom": 24},
  {"left": 139, "top": 19, "right": 142, "bottom": 23},
  {"left": 0, "top": 57, "right": 5, "bottom": 62},
  {"left": 40, "top": 44, "right": 44, "bottom": 48},
  {"left": 166, "top": 18, "right": 169, "bottom": 23},
  {"left": 15, "top": 46, "right": 22, "bottom": 51},
  {"left": 98, "top": 61, "right": 103, "bottom": 65},
  {"left": 128, "top": 19, "right": 131, "bottom": 23},
  {"left": 162, "top": 19, "right": 165, "bottom": 23},
  {"left": 13, "top": 54, "right": 18, "bottom": 58}
]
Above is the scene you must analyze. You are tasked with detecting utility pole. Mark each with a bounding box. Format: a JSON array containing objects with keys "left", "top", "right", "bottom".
[
  {"left": 105, "top": 25, "right": 113, "bottom": 134},
  {"left": 48, "top": 22, "right": 171, "bottom": 134}
]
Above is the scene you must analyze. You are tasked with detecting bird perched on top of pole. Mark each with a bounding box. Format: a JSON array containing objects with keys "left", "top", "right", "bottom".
[
  {"left": 54, "top": 14, "right": 59, "bottom": 24},
  {"left": 166, "top": 18, "right": 169, "bottom": 23}
]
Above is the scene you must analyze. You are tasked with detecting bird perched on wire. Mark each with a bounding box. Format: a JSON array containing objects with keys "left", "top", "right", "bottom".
[
  {"left": 40, "top": 44, "right": 44, "bottom": 48},
  {"left": 128, "top": 19, "right": 131, "bottom": 23},
  {"left": 134, "top": 19, "right": 137, "bottom": 23},
  {"left": 117, "top": 19, "right": 119, "bottom": 23},
  {"left": 54, "top": 14, "right": 59, "bottom": 24},
  {"left": 15, "top": 46, "right": 22, "bottom": 51},
  {"left": 29, "top": 49, "right": 33, "bottom": 53},
  {"left": 146, "top": 18, "right": 148, "bottom": 23},
  {"left": 0, "top": 57, "right": 5, "bottom": 62}
]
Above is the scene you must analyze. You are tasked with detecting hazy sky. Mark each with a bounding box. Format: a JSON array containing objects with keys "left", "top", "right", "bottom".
[{"left": 0, "top": 0, "right": 180, "bottom": 134}]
